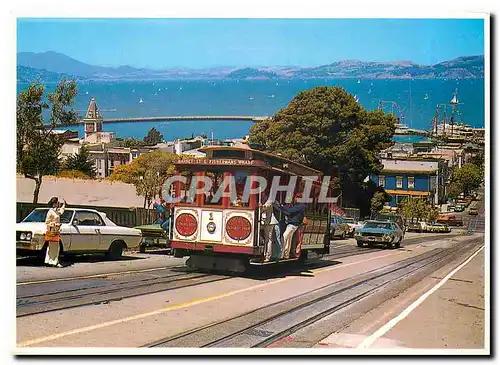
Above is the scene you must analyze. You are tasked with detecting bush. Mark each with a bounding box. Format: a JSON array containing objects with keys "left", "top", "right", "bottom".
[{"left": 57, "top": 169, "right": 92, "bottom": 180}]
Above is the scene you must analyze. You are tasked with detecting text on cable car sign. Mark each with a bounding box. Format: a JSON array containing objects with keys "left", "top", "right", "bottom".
[
  {"left": 226, "top": 216, "right": 252, "bottom": 240},
  {"left": 175, "top": 213, "right": 198, "bottom": 236}
]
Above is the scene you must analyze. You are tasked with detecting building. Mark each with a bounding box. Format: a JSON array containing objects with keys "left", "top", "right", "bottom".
[
  {"left": 371, "top": 157, "right": 448, "bottom": 207},
  {"left": 83, "top": 97, "right": 115, "bottom": 144}
]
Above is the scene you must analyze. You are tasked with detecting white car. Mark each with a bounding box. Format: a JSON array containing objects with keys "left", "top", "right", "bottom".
[{"left": 16, "top": 208, "right": 142, "bottom": 260}]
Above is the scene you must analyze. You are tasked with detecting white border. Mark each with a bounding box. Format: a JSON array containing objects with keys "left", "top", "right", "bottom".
[{"left": 4, "top": 0, "right": 492, "bottom": 361}]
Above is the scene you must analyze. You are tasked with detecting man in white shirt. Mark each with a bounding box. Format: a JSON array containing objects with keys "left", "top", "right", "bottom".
[{"left": 261, "top": 197, "right": 282, "bottom": 262}]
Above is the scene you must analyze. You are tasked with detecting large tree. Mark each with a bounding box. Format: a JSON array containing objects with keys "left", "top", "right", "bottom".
[
  {"left": 248, "top": 86, "right": 396, "bottom": 214},
  {"left": 17, "top": 79, "right": 79, "bottom": 203},
  {"left": 450, "top": 163, "right": 483, "bottom": 198},
  {"left": 64, "top": 145, "right": 96, "bottom": 178}
]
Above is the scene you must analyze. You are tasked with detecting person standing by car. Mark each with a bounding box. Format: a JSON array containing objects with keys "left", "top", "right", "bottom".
[{"left": 44, "top": 196, "right": 66, "bottom": 267}]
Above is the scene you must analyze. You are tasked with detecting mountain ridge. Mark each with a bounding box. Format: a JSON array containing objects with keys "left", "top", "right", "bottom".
[{"left": 17, "top": 51, "right": 484, "bottom": 81}]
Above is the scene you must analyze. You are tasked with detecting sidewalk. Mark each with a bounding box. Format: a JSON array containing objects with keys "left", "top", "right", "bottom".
[{"left": 315, "top": 243, "right": 486, "bottom": 350}]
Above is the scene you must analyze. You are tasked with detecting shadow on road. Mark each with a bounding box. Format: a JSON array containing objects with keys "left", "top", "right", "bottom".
[{"left": 16, "top": 253, "right": 145, "bottom": 268}]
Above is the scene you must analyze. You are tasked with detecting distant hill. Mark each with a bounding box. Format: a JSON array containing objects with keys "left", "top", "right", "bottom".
[
  {"left": 16, "top": 51, "right": 484, "bottom": 80},
  {"left": 292, "top": 56, "right": 485, "bottom": 79},
  {"left": 17, "top": 65, "right": 84, "bottom": 83},
  {"left": 227, "top": 68, "right": 278, "bottom": 80}
]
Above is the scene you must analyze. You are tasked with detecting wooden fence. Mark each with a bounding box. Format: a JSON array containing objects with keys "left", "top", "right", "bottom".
[{"left": 16, "top": 203, "right": 159, "bottom": 228}]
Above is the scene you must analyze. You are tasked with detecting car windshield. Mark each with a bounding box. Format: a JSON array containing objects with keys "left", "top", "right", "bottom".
[
  {"left": 344, "top": 218, "right": 355, "bottom": 223},
  {"left": 364, "top": 222, "right": 392, "bottom": 229},
  {"left": 22, "top": 209, "right": 73, "bottom": 224}
]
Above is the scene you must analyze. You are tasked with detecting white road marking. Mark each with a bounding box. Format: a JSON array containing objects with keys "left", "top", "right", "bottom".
[{"left": 357, "top": 245, "right": 484, "bottom": 349}]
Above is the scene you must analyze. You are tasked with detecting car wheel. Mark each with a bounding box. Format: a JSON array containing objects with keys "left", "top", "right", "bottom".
[
  {"left": 394, "top": 238, "right": 402, "bottom": 249},
  {"left": 357, "top": 241, "right": 364, "bottom": 248},
  {"left": 139, "top": 244, "right": 146, "bottom": 253},
  {"left": 341, "top": 232, "right": 346, "bottom": 240},
  {"left": 106, "top": 241, "right": 124, "bottom": 260}
]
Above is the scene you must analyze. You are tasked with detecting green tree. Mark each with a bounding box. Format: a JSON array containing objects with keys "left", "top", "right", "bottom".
[
  {"left": 446, "top": 181, "right": 462, "bottom": 202},
  {"left": 143, "top": 127, "right": 164, "bottom": 145},
  {"left": 116, "top": 138, "right": 147, "bottom": 148},
  {"left": 17, "top": 78, "right": 79, "bottom": 203},
  {"left": 450, "top": 164, "right": 483, "bottom": 197},
  {"left": 64, "top": 145, "right": 96, "bottom": 178},
  {"left": 248, "top": 86, "right": 395, "bottom": 215},
  {"left": 371, "top": 191, "right": 391, "bottom": 215}
]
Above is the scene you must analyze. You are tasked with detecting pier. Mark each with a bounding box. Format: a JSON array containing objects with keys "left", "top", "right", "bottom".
[{"left": 103, "top": 115, "right": 267, "bottom": 123}]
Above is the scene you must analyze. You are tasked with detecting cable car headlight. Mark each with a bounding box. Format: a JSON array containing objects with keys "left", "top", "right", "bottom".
[{"left": 20, "top": 233, "right": 26, "bottom": 240}]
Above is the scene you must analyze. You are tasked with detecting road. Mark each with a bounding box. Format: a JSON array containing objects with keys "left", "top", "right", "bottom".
[{"left": 15, "top": 226, "right": 486, "bottom": 353}]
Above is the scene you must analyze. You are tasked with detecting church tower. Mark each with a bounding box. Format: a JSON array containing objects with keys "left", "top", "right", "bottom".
[{"left": 83, "top": 97, "right": 103, "bottom": 139}]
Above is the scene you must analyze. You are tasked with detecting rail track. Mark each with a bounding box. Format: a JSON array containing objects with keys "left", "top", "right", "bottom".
[
  {"left": 16, "top": 269, "right": 230, "bottom": 317},
  {"left": 145, "top": 237, "right": 482, "bottom": 348},
  {"left": 16, "top": 233, "right": 462, "bottom": 318}
]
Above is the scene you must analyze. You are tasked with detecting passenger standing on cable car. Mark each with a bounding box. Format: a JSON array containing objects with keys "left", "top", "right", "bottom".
[
  {"left": 261, "top": 196, "right": 282, "bottom": 262},
  {"left": 274, "top": 193, "right": 306, "bottom": 260}
]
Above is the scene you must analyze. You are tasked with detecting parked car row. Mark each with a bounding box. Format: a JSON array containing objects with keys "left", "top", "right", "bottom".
[{"left": 406, "top": 221, "right": 451, "bottom": 233}]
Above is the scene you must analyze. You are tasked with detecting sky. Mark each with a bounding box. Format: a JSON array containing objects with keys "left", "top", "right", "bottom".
[{"left": 16, "top": 18, "right": 485, "bottom": 69}]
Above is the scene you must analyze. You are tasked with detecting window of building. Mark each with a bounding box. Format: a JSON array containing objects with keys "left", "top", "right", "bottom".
[
  {"left": 97, "top": 159, "right": 101, "bottom": 169},
  {"left": 396, "top": 176, "right": 403, "bottom": 189},
  {"left": 408, "top": 176, "right": 415, "bottom": 189},
  {"left": 378, "top": 175, "right": 385, "bottom": 187}
]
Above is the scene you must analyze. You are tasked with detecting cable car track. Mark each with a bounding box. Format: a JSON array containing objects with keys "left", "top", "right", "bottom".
[
  {"left": 16, "top": 233, "right": 462, "bottom": 318},
  {"left": 146, "top": 237, "right": 481, "bottom": 348},
  {"left": 16, "top": 270, "right": 231, "bottom": 317}
]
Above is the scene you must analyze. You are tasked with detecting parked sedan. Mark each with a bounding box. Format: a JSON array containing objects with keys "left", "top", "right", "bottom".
[
  {"left": 16, "top": 208, "right": 142, "bottom": 260},
  {"left": 354, "top": 220, "right": 404, "bottom": 249},
  {"left": 427, "top": 223, "right": 451, "bottom": 233},
  {"left": 469, "top": 207, "right": 479, "bottom": 215},
  {"left": 406, "top": 221, "right": 428, "bottom": 233}
]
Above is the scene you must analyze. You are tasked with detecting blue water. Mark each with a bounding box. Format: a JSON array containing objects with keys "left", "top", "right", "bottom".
[{"left": 16, "top": 79, "right": 485, "bottom": 141}]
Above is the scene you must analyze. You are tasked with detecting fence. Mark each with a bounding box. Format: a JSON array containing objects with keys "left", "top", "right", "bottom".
[{"left": 16, "top": 202, "right": 159, "bottom": 228}]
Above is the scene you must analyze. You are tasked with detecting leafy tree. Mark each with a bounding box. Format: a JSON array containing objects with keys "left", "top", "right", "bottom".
[
  {"left": 450, "top": 164, "right": 483, "bottom": 197},
  {"left": 110, "top": 150, "right": 180, "bottom": 208},
  {"left": 371, "top": 191, "right": 391, "bottom": 215},
  {"left": 143, "top": 127, "right": 164, "bottom": 145},
  {"left": 17, "top": 78, "right": 79, "bottom": 203},
  {"left": 248, "top": 86, "right": 395, "bottom": 215},
  {"left": 116, "top": 138, "right": 147, "bottom": 148},
  {"left": 64, "top": 145, "right": 96, "bottom": 178},
  {"left": 446, "top": 181, "right": 462, "bottom": 202}
]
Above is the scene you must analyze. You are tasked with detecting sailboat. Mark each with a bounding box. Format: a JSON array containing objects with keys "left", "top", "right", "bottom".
[
  {"left": 424, "top": 93, "right": 429, "bottom": 100},
  {"left": 450, "top": 90, "right": 459, "bottom": 105},
  {"left": 357, "top": 80, "right": 361, "bottom": 84},
  {"left": 354, "top": 95, "right": 359, "bottom": 103},
  {"left": 368, "top": 89, "right": 372, "bottom": 94},
  {"left": 139, "top": 98, "right": 144, "bottom": 103}
]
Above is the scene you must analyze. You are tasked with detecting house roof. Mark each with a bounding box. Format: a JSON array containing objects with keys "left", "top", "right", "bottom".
[{"left": 83, "top": 97, "right": 103, "bottom": 121}]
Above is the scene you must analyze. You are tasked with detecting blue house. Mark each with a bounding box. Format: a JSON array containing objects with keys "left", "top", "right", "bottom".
[{"left": 370, "top": 158, "right": 447, "bottom": 207}]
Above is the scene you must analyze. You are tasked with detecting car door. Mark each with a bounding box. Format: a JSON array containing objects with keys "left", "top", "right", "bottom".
[{"left": 70, "top": 211, "right": 102, "bottom": 252}]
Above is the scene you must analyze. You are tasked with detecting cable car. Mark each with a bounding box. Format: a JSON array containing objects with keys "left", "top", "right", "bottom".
[{"left": 168, "top": 145, "right": 335, "bottom": 272}]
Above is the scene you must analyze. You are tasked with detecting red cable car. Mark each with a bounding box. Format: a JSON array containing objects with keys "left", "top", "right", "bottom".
[{"left": 168, "top": 145, "right": 334, "bottom": 272}]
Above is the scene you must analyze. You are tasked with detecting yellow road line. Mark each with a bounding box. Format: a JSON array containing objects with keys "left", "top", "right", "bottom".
[
  {"left": 17, "top": 266, "right": 184, "bottom": 286},
  {"left": 17, "top": 249, "right": 407, "bottom": 347}
]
